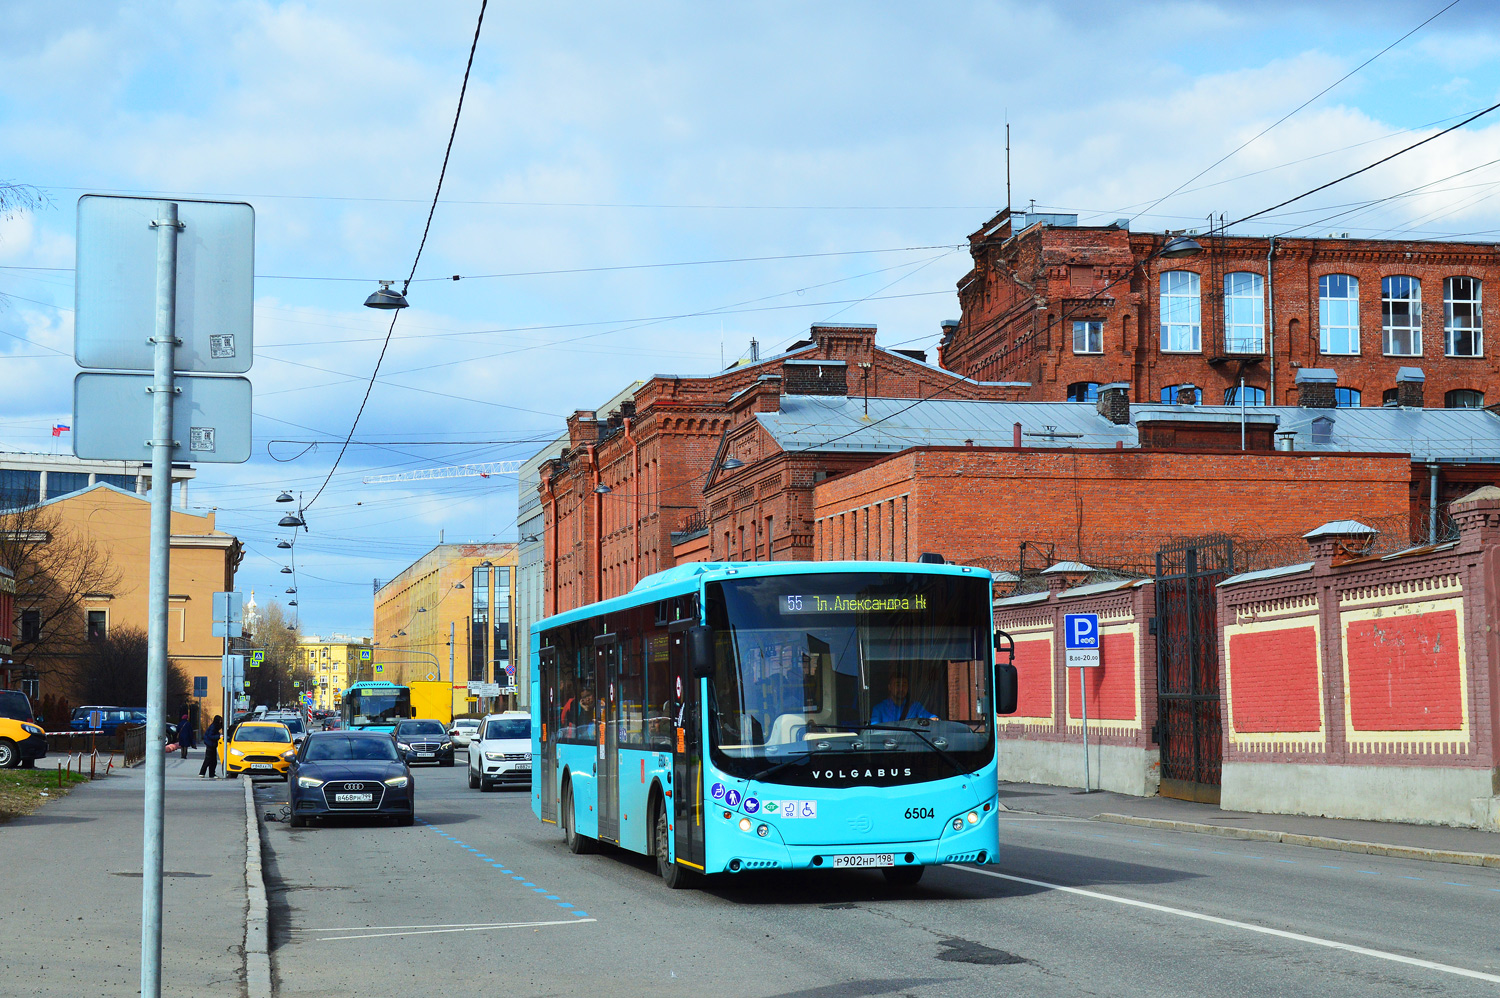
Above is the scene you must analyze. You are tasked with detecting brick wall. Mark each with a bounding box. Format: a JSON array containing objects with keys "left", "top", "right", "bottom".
[
  {"left": 812, "top": 446, "right": 1412, "bottom": 574},
  {"left": 1216, "top": 489, "right": 1500, "bottom": 826},
  {"left": 992, "top": 579, "right": 1159, "bottom": 795}
]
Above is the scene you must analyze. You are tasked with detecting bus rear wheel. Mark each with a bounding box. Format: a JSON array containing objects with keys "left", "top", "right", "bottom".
[
  {"left": 654, "top": 804, "right": 696, "bottom": 889},
  {"left": 882, "top": 864, "right": 925, "bottom": 887},
  {"left": 563, "top": 780, "right": 595, "bottom": 854}
]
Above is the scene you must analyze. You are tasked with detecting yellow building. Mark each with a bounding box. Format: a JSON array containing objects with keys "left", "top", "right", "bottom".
[
  {"left": 373, "top": 543, "right": 516, "bottom": 717},
  {"left": 297, "top": 635, "right": 373, "bottom": 711},
  {"left": 16, "top": 482, "right": 240, "bottom": 719}
]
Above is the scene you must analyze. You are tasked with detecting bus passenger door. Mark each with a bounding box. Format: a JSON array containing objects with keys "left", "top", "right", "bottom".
[
  {"left": 668, "top": 622, "right": 705, "bottom": 871},
  {"left": 539, "top": 647, "right": 558, "bottom": 824},
  {"left": 594, "top": 636, "right": 619, "bottom": 844}
]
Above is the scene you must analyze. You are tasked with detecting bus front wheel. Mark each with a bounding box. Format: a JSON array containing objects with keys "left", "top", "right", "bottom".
[
  {"left": 654, "top": 804, "right": 696, "bottom": 889},
  {"left": 562, "top": 780, "right": 595, "bottom": 854}
]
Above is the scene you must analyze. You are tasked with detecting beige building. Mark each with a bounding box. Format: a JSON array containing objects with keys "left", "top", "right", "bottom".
[
  {"left": 297, "top": 634, "right": 373, "bottom": 711},
  {"left": 19, "top": 482, "right": 240, "bottom": 715},
  {"left": 373, "top": 543, "right": 516, "bottom": 717}
]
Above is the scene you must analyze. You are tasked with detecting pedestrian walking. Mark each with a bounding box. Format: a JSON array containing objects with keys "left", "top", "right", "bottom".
[
  {"left": 178, "top": 707, "right": 191, "bottom": 759},
  {"left": 199, "top": 715, "right": 223, "bottom": 778}
]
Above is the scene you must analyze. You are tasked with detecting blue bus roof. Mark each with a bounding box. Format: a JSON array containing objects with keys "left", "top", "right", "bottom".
[
  {"left": 344, "top": 681, "right": 406, "bottom": 692},
  {"left": 532, "top": 559, "right": 992, "bottom": 634}
]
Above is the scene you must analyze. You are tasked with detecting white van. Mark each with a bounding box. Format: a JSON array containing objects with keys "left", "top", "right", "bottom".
[{"left": 467, "top": 711, "right": 532, "bottom": 791}]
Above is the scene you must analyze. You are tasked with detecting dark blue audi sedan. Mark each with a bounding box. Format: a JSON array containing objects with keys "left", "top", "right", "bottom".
[{"left": 287, "top": 731, "right": 415, "bottom": 827}]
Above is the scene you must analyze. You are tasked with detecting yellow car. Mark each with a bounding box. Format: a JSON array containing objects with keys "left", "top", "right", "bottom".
[
  {"left": 0, "top": 689, "right": 47, "bottom": 769},
  {"left": 225, "top": 721, "right": 296, "bottom": 779}
]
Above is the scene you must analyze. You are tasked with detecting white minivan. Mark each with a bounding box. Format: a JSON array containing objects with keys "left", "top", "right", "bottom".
[{"left": 467, "top": 712, "right": 532, "bottom": 791}]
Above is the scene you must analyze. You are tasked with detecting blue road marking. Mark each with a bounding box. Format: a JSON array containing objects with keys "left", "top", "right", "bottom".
[
  {"left": 1443, "top": 883, "right": 1471, "bottom": 887},
  {"left": 415, "top": 817, "right": 592, "bottom": 922},
  {"left": 1400, "top": 875, "right": 1424, "bottom": 880},
  {"left": 1320, "top": 865, "right": 1341, "bottom": 869}
]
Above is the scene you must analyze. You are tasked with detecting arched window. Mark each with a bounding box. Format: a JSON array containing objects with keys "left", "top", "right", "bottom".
[
  {"left": 1334, "top": 387, "right": 1362, "bottom": 408},
  {"left": 1160, "top": 271, "right": 1201, "bottom": 352},
  {"left": 1319, "top": 274, "right": 1360, "bottom": 355},
  {"left": 1160, "top": 384, "right": 1201, "bottom": 404},
  {"left": 1382, "top": 276, "right": 1422, "bottom": 356},
  {"left": 1444, "top": 277, "right": 1483, "bottom": 357},
  {"left": 1066, "top": 381, "right": 1100, "bottom": 403},
  {"left": 1223, "top": 272, "right": 1264, "bottom": 353},
  {"left": 1223, "top": 385, "right": 1266, "bottom": 406},
  {"left": 1445, "top": 389, "right": 1485, "bottom": 408}
]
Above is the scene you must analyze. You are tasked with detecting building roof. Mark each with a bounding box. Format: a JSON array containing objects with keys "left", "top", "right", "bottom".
[
  {"left": 1042, "top": 560, "right": 1094, "bottom": 574},
  {"left": 755, "top": 396, "right": 1500, "bottom": 463},
  {"left": 1220, "top": 562, "right": 1314, "bottom": 588},
  {"left": 1302, "top": 520, "right": 1379, "bottom": 539}
]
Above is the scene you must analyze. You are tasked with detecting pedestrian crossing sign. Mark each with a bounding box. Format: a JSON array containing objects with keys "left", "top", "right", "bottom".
[
  {"left": 251, "top": 649, "right": 265, "bottom": 663},
  {"left": 359, "top": 649, "right": 372, "bottom": 661}
]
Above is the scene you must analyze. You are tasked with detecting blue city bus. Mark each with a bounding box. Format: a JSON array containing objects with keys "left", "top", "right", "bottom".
[
  {"left": 340, "top": 681, "right": 412, "bottom": 733},
  {"left": 531, "top": 560, "right": 1018, "bottom": 888}
]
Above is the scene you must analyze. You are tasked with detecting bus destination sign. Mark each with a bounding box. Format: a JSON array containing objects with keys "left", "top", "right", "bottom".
[{"left": 780, "top": 593, "right": 927, "bottom": 614}]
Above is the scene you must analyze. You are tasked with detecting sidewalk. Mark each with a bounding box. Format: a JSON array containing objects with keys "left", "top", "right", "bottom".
[
  {"left": 0, "top": 748, "right": 250, "bottom": 997},
  {"left": 1001, "top": 781, "right": 1500, "bottom": 866}
]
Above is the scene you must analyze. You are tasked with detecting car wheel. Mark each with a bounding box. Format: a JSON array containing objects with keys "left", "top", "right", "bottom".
[
  {"left": 227, "top": 771, "right": 239, "bottom": 779},
  {"left": 0, "top": 739, "right": 17, "bottom": 769},
  {"left": 468, "top": 769, "right": 479, "bottom": 789},
  {"left": 562, "top": 780, "right": 595, "bottom": 855},
  {"left": 655, "top": 802, "right": 695, "bottom": 889},
  {"left": 882, "top": 865, "right": 925, "bottom": 887}
]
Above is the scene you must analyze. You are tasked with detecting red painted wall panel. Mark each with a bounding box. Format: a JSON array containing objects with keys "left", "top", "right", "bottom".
[
  {"left": 1346, "top": 610, "right": 1464, "bottom": 731},
  {"left": 1228, "top": 626, "right": 1321, "bottom": 733},
  {"left": 1066, "top": 632, "right": 1136, "bottom": 721},
  {"left": 1012, "top": 638, "right": 1053, "bottom": 718}
]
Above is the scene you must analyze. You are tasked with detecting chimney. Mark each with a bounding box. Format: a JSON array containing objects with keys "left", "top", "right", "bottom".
[
  {"left": 1095, "top": 382, "right": 1130, "bottom": 424},
  {"left": 1303, "top": 520, "right": 1378, "bottom": 568},
  {"left": 1175, "top": 383, "right": 1198, "bottom": 406},
  {"left": 566, "top": 410, "right": 599, "bottom": 447},
  {"left": 939, "top": 319, "right": 960, "bottom": 345},
  {"left": 1450, "top": 485, "right": 1500, "bottom": 553},
  {"left": 1396, "top": 366, "right": 1425, "bottom": 408},
  {"left": 1295, "top": 368, "right": 1337, "bottom": 408}
]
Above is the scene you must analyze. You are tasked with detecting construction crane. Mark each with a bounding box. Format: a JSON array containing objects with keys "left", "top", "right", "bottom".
[{"left": 362, "top": 460, "right": 524, "bottom": 484}]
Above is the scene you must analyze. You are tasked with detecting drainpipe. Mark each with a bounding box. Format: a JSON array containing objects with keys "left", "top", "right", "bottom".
[
  {"left": 589, "top": 445, "right": 605, "bottom": 603},
  {"left": 625, "top": 417, "right": 641, "bottom": 586},
  {"left": 544, "top": 480, "right": 558, "bottom": 615},
  {"left": 1266, "top": 235, "right": 1277, "bottom": 405},
  {"left": 1428, "top": 463, "right": 1440, "bottom": 545}
]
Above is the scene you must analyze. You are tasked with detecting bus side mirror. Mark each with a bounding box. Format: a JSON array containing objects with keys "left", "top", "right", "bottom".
[
  {"left": 687, "top": 625, "right": 715, "bottom": 679},
  {"left": 996, "top": 662, "right": 1018, "bottom": 715}
]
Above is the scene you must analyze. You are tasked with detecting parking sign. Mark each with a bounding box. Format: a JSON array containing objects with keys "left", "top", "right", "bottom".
[{"left": 1063, "top": 613, "right": 1101, "bottom": 667}]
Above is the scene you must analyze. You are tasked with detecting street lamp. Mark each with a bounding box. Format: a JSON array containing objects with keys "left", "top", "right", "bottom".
[
  {"left": 364, "top": 280, "right": 409, "bottom": 309},
  {"left": 1160, "top": 235, "right": 1204, "bottom": 259}
]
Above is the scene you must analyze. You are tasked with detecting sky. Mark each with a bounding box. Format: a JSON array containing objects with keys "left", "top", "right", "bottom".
[{"left": 2, "top": 0, "right": 1500, "bottom": 636}]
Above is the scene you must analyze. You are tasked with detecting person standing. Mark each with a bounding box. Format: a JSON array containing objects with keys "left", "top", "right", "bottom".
[
  {"left": 178, "top": 706, "right": 192, "bottom": 759},
  {"left": 199, "top": 715, "right": 223, "bottom": 779}
]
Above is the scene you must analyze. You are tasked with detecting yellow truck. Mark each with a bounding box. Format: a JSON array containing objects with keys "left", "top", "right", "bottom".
[{"left": 407, "top": 680, "right": 453, "bottom": 725}]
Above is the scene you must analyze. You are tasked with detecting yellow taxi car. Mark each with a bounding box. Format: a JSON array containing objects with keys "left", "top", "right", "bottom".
[
  {"left": 224, "top": 720, "right": 296, "bottom": 779},
  {"left": 0, "top": 689, "right": 47, "bottom": 769}
]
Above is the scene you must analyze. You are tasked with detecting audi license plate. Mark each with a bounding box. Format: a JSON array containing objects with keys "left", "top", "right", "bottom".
[
  {"left": 250, "top": 763, "right": 273, "bottom": 770},
  {"left": 334, "top": 792, "right": 372, "bottom": 803},
  {"left": 830, "top": 853, "right": 894, "bottom": 869}
]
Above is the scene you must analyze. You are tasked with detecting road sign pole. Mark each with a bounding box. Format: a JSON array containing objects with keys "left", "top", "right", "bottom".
[
  {"left": 140, "top": 200, "right": 181, "bottom": 998},
  {"left": 1079, "top": 666, "right": 1090, "bottom": 793}
]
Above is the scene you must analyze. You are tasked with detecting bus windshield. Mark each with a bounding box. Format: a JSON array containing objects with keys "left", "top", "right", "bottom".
[
  {"left": 349, "top": 691, "right": 408, "bottom": 727},
  {"left": 705, "top": 572, "right": 993, "bottom": 786}
]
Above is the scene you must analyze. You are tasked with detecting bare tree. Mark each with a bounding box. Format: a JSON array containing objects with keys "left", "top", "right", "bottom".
[
  {"left": 0, "top": 498, "right": 125, "bottom": 696},
  {"left": 244, "top": 601, "right": 314, "bottom": 709},
  {"left": 0, "top": 181, "right": 45, "bottom": 221},
  {"left": 72, "top": 625, "right": 189, "bottom": 708}
]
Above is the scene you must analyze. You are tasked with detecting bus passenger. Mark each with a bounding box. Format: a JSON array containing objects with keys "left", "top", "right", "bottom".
[
  {"left": 870, "top": 674, "right": 936, "bottom": 724},
  {"left": 563, "top": 686, "right": 596, "bottom": 738}
]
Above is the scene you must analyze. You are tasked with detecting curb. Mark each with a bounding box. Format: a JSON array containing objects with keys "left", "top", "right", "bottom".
[
  {"left": 1094, "top": 813, "right": 1500, "bottom": 869},
  {"left": 243, "top": 780, "right": 272, "bottom": 998}
]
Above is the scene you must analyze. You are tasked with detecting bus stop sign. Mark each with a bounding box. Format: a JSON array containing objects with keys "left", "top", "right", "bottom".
[{"left": 1064, "top": 613, "right": 1101, "bottom": 668}]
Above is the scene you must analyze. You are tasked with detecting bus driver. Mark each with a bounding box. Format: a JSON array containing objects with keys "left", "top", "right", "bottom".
[{"left": 870, "top": 673, "right": 936, "bottom": 724}]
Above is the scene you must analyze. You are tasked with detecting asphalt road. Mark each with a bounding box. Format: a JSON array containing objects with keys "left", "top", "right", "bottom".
[{"left": 253, "top": 753, "right": 1500, "bottom": 997}]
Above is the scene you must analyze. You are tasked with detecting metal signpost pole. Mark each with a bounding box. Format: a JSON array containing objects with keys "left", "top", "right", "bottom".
[
  {"left": 1079, "top": 666, "right": 1090, "bottom": 793},
  {"left": 141, "top": 200, "right": 181, "bottom": 998},
  {"left": 449, "top": 620, "right": 456, "bottom": 716}
]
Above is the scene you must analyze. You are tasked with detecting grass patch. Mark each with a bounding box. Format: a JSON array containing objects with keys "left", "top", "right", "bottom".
[{"left": 0, "top": 767, "right": 91, "bottom": 824}]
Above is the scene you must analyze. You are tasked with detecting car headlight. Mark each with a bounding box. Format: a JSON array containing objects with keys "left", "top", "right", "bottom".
[
  {"left": 384, "top": 776, "right": 410, "bottom": 787},
  {"left": 281, "top": 750, "right": 296, "bottom": 760},
  {"left": 297, "top": 776, "right": 324, "bottom": 788},
  {"left": 484, "top": 751, "right": 502, "bottom": 761},
  {"left": 396, "top": 742, "right": 410, "bottom": 751},
  {"left": 22, "top": 723, "right": 43, "bottom": 735},
  {"left": 441, "top": 742, "right": 452, "bottom": 750},
  {"left": 229, "top": 747, "right": 244, "bottom": 757}
]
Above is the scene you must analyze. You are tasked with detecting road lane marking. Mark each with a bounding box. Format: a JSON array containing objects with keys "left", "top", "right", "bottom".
[
  {"left": 954, "top": 866, "right": 1500, "bottom": 985},
  {"left": 314, "top": 918, "right": 596, "bottom": 941}
]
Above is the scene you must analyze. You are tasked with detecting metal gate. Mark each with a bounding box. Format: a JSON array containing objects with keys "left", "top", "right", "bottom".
[{"left": 1154, "top": 536, "right": 1232, "bottom": 804}]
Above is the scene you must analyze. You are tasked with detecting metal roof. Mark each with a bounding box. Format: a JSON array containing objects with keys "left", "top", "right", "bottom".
[
  {"left": 756, "top": 396, "right": 1500, "bottom": 463},
  {"left": 1302, "top": 520, "right": 1378, "bottom": 538},
  {"left": 1220, "top": 562, "right": 1314, "bottom": 588},
  {"left": 1042, "top": 560, "right": 1094, "bottom": 574}
]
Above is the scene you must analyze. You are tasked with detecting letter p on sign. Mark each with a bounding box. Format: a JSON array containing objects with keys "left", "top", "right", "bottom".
[{"left": 1064, "top": 613, "right": 1101, "bottom": 667}]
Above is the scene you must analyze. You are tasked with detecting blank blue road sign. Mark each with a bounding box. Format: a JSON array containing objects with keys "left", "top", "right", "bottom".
[{"left": 1064, "top": 614, "right": 1100, "bottom": 650}]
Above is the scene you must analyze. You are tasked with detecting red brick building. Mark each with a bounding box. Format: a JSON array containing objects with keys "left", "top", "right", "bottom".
[
  {"left": 939, "top": 210, "right": 1500, "bottom": 409},
  {"left": 538, "top": 324, "right": 1027, "bottom": 615}
]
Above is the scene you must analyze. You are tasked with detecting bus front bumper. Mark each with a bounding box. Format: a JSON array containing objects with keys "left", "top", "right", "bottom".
[{"left": 704, "top": 798, "right": 1000, "bottom": 874}]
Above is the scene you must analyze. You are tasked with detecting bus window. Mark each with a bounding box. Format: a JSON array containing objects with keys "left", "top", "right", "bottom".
[
  {"left": 645, "top": 630, "right": 673, "bottom": 750},
  {"left": 617, "top": 633, "right": 646, "bottom": 747}
]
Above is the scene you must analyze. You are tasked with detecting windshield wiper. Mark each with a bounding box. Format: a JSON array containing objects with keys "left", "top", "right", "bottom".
[
  {"left": 750, "top": 753, "right": 811, "bottom": 784},
  {"left": 841, "top": 723, "right": 970, "bottom": 780}
]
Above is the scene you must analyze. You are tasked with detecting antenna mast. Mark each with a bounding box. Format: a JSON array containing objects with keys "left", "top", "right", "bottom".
[{"left": 1005, "top": 120, "right": 1011, "bottom": 214}]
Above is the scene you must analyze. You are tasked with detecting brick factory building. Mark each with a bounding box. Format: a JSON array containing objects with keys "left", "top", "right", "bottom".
[{"left": 939, "top": 210, "right": 1500, "bottom": 410}]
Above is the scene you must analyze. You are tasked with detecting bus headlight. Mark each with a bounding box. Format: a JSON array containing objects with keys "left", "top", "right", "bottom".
[
  {"left": 966, "top": 811, "right": 979, "bottom": 825},
  {"left": 384, "top": 776, "right": 410, "bottom": 787},
  {"left": 757, "top": 824, "right": 769, "bottom": 837},
  {"left": 297, "top": 776, "right": 324, "bottom": 788},
  {"left": 738, "top": 817, "right": 752, "bottom": 832},
  {"left": 952, "top": 817, "right": 963, "bottom": 831}
]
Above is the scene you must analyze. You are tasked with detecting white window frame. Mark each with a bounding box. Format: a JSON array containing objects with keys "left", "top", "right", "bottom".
[
  {"left": 1223, "top": 272, "right": 1264, "bottom": 353},
  {"left": 1072, "top": 319, "right": 1103, "bottom": 354},
  {"left": 1382, "top": 275, "right": 1422, "bottom": 357},
  {"left": 1319, "top": 274, "right": 1360, "bottom": 355},
  {"left": 1160, "top": 384, "right": 1202, "bottom": 404},
  {"left": 1160, "top": 271, "right": 1201, "bottom": 352},
  {"left": 1444, "top": 276, "right": 1483, "bottom": 357}
]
